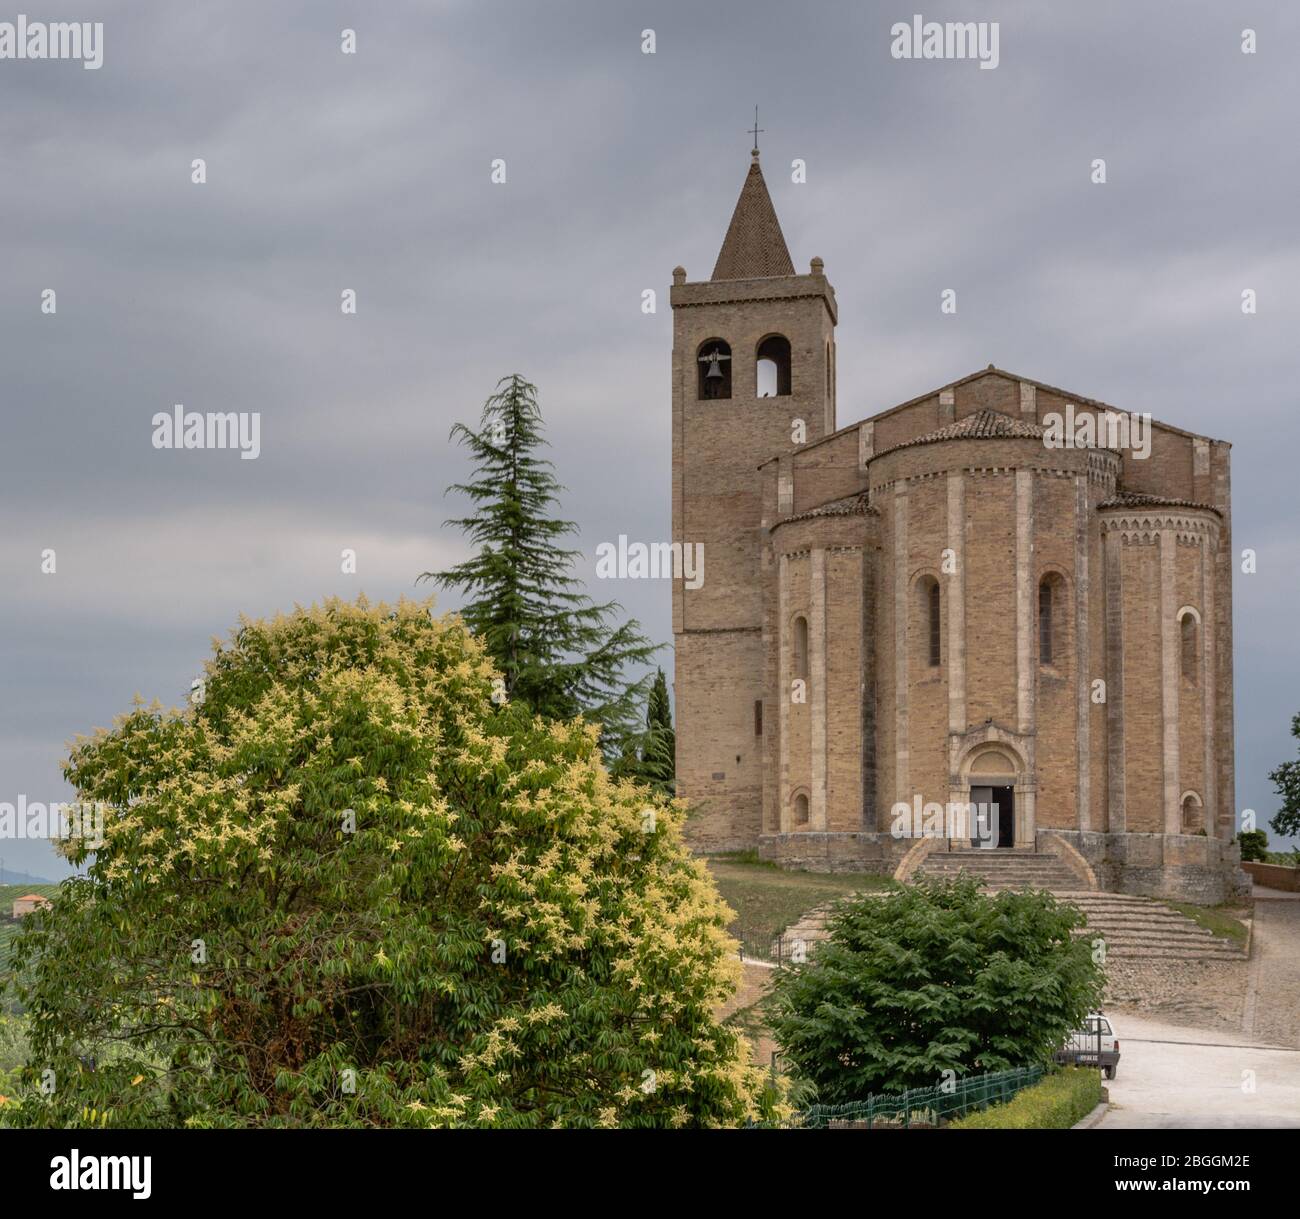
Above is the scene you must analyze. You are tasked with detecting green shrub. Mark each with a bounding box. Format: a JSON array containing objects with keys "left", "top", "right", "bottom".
[
  {"left": 949, "top": 1067, "right": 1101, "bottom": 1128},
  {"left": 1238, "top": 830, "right": 1269, "bottom": 862},
  {"left": 766, "top": 876, "right": 1105, "bottom": 1101}
]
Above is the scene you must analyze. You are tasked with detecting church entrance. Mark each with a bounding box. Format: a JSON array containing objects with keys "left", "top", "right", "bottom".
[{"left": 970, "top": 785, "right": 1015, "bottom": 848}]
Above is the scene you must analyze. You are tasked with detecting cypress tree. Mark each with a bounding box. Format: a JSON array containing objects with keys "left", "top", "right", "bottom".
[{"left": 639, "top": 668, "right": 676, "bottom": 797}]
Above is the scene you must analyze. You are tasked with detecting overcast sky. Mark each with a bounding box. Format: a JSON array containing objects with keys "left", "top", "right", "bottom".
[{"left": 2, "top": 0, "right": 1297, "bottom": 879}]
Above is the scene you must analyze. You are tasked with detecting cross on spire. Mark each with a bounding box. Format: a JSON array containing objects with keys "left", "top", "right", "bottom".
[{"left": 749, "top": 106, "right": 763, "bottom": 154}]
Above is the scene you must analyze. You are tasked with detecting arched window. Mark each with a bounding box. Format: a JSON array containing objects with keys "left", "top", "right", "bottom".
[
  {"left": 697, "top": 339, "right": 731, "bottom": 400},
  {"left": 792, "top": 615, "right": 809, "bottom": 681},
  {"left": 1180, "top": 612, "right": 1198, "bottom": 683},
  {"left": 916, "top": 576, "right": 941, "bottom": 668},
  {"left": 1038, "top": 573, "right": 1068, "bottom": 668},
  {"left": 793, "top": 792, "right": 810, "bottom": 825},
  {"left": 756, "top": 334, "right": 791, "bottom": 398},
  {"left": 1181, "top": 791, "right": 1203, "bottom": 833},
  {"left": 1039, "top": 580, "right": 1054, "bottom": 666}
]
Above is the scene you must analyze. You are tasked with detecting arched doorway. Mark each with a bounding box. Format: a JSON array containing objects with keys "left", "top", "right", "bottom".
[{"left": 963, "top": 746, "right": 1021, "bottom": 850}]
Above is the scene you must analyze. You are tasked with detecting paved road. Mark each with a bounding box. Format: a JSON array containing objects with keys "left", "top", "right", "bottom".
[{"left": 1094, "top": 1014, "right": 1300, "bottom": 1128}]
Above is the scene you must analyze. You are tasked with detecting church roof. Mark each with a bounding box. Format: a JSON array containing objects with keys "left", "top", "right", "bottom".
[
  {"left": 782, "top": 490, "right": 878, "bottom": 524},
  {"left": 1098, "top": 490, "right": 1222, "bottom": 517},
  {"left": 711, "top": 152, "right": 795, "bottom": 281},
  {"left": 876, "top": 409, "right": 1046, "bottom": 456}
]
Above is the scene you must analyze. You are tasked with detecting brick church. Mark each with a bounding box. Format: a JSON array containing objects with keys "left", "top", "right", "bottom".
[{"left": 671, "top": 149, "right": 1246, "bottom": 901}]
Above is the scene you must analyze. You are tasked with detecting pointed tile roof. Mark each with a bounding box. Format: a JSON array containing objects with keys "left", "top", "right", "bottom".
[{"left": 711, "top": 152, "right": 795, "bottom": 281}]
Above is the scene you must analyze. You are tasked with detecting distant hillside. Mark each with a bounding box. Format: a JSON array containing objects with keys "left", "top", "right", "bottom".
[{"left": 0, "top": 868, "right": 55, "bottom": 887}]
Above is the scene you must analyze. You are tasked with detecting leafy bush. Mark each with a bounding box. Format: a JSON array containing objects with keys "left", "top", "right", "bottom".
[
  {"left": 766, "top": 877, "right": 1104, "bottom": 1101},
  {"left": 949, "top": 1066, "right": 1101, "bottom": 1128},
  {"left": 1237, "top": 830, "right": 1269, "bottom": 862},
  {"left": 10, "top": 597, "right": 775, "bottom": 1128}
]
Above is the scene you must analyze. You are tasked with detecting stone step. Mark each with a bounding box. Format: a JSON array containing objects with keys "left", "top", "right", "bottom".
[
  {"left": 1076, "top": 914, "right": 1216, "bottom": 935},
  {"left": 1099, "top": 947, "right": 1245, "bottom": 961},
  {"left": 1074, "top": 930, "right": 1238, "bottom": 949}
]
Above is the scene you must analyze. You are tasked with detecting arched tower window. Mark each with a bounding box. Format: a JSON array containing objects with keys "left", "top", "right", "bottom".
[
  {"left": 756, "top": 334, "right": 791, "bottom": 398},
  {"left": 697, "top": 339, "right": 731, "bottom": 400},
  {"left": 1181, "top": 791, "right": 1203, "bottom": 833},
  {"left": 916, "top": 576, "right": 941, "bottom": 668},
  {"left": 792, "top": 791, "right": 810, "bottom": 826},
  {"left": 1180, "top": 611, "right": 1199, "bottom": 684},
  {"left": 792, "top": 614, "right": 809, "bottom": 681}
]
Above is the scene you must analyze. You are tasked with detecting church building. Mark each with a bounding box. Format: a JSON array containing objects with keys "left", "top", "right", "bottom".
[{"left": 671, "top": 148, "right": 1246, "bottom": 902}]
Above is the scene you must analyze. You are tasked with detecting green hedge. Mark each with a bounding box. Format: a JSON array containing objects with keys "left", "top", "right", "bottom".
[{"left": 948, "top": 1067, "right": 1101, "bottom": 1129}]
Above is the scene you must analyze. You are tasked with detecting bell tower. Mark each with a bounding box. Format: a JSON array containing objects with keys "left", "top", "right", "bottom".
[{"left": 670, "top": 143, "right": 838, "bottom": 851}]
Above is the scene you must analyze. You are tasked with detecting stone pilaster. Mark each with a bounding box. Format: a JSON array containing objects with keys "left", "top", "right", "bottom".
[
  {"left": 1159, "top": 530, "right": 1181, "bottom": 835},
  {"left": 947, "top": 471, "right": 966, "bottom": 735},
  {"left": 1015, "top": 470, "right": 1034, "bottom": 735},
  {"left": 1019, "top": 381, "right": 1037, "bottom": 420},
  {"left": 894, "top": 487, "right": 909, "bottom": 804},
  {"left": 858, "top": 421, "right": 874, "bottom": 469},
  {"left": 1104, "top": 528, "right": 1126, "bottom": 834},
  {"left": 810, "top": 547, "right": 828, "bottom": 830},
  {"left": 778, "top": 552, "right": 790, "bottom": 832},
  {"left": 1201, "top": 543, "right": 1217, "bottom": 835},
  {"left": 1075, "top": 476, "right": 1091, "bottom": 830}
]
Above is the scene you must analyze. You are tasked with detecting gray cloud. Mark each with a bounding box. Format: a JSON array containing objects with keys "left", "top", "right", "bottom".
[{"left": 2, "top": 0, "right": 1298, "bottom": 876}]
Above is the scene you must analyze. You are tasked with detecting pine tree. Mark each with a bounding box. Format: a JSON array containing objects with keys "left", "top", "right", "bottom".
[{"left": 419, "top": 374, "right": 660, "bottom": 748}]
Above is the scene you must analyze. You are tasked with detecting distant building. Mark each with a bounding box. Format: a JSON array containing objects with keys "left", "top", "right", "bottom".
[{"left": 12, "top": 894, "right": 52, "bottom": 918}]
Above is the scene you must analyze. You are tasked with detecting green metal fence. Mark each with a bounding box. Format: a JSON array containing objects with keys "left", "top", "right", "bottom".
[{"left": 793, "top": 1065, "right": 1046, "bottom": 1129}]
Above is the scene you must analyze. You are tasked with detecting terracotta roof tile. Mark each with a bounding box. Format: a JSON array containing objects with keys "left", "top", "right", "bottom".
[
  {"left": 1098, "top": 490, "right": 1222, "bottom": 516},
  {"left": 781, "top": 490, "right": 877, "bottom": 524},
  {"left": 711, "top": 153, "right": 795, "bottom": 281},
  {"left": 875, "top": 409, "right": 1045, "bottom": 457}
]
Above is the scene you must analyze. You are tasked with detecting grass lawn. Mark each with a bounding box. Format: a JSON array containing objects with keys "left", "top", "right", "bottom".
[
  {"left": 1160, "top": 899, "right": 1249, "bottom": 945},
  {"left": 704, "top": 853, "right": 894, "bottom": 945}
]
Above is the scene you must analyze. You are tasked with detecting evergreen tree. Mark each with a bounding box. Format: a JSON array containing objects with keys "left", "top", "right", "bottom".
[
  {"left": 608, "top": 668, "right": 676, "bottom": 796},
  {"left": 640, "top": 668, "right": 676, "bottom": 797},
  {"left": 419, "top": 375, "right": 660, "bottom": 749}
]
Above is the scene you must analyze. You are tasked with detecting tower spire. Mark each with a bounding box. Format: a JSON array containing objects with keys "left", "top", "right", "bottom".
[{"left": 711, "top": 127, "right": 794, "bottom": 281}]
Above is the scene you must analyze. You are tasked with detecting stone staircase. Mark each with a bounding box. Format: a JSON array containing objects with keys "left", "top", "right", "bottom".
[
  {"left": 1056, "top": 891, "right": 1245, "bottom": 962},
  {"left": 915, "top": 848, "right": 1085, "bottom": 892},
  {"left": 769, "top": 852, "right": 1246, "bottom": 964}
]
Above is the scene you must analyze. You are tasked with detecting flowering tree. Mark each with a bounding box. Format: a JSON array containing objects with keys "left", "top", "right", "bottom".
[{"left": 10, "top": 597, "right": 775, "bottom": 1128}]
